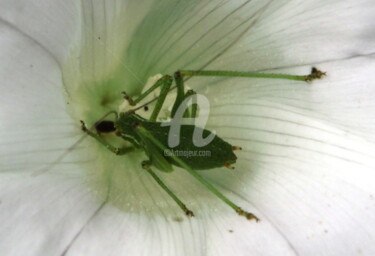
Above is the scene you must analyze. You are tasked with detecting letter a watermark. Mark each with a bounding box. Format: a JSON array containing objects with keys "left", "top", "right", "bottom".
[{"left": 161, "top": 94, "right": 215, "bottom": 148}]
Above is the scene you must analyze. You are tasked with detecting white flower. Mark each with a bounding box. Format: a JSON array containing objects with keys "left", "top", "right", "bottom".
[{"left": 1, "top": 1, "right": 375, "bottom": 255}]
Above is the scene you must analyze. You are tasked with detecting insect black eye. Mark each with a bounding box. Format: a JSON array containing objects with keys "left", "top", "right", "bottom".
[
  {"left": 95, "top": 120, "right": 116, "bottom": 133},
  {"left": 144, "top": 106, "right": 149, "bottom": 111}
]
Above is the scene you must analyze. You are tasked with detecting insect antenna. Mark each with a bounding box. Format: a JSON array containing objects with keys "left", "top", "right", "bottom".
[{"left": 32, "top": 110, "right": 118, "bottom": 176}]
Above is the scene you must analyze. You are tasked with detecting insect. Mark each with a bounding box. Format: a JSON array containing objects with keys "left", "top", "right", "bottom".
[{"left": 81, "top": 68, "right": 326, "bottom": 221}]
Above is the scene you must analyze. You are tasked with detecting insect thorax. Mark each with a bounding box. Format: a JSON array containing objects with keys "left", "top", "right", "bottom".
[{"left": 116, "top": 113, "right": 146, "bottom": 144}]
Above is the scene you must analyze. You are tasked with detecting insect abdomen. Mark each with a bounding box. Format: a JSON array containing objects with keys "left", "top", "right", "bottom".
[{"left": 144, "top": 123, "right": 237, "bottom": 170}]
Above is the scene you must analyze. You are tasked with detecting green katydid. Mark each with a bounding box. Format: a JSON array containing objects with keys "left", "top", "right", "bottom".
[{"left": 81, "top": 67, "right": 326, "bottom": 221}]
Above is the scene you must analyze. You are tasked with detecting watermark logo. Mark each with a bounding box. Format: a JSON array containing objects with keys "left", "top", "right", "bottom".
[
  {"left": 164, "top": 149, "right": 211, "bottom": 158},
  {"left": 161, "top": 94, "right": 215, "bottom": 148}
]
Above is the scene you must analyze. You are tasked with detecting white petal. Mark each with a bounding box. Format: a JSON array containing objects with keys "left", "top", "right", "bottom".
[
  {"left": 0, "top": 24, "right": 285, "bottom": 255},
  {"left": 61, "top": 196, "right": 298, "bottom": 256},
  {"left": 194, "top": 56, "right": 375, "bottom": 138},
  {"left": 63, "top": 1, "right": 373, "bottom": 255},
  {"left": 0, "top": 23, "right": 81, "bottom": 173},
  {"left": 0, "top": 19, "right": 99, "bottom": 256},
  {"left": 185, "top": 0, "right": 375, "bottom": 135},
  {"left": 2, "top": 1, "right": 375, "bottom": 256},
  {"left": 63, "top": 0, "right": 281, "bottom": 140},
  {"left": 200, "top": 75, "right": 375, "bottom": 255},
  {"left": 0, "top": 172, "right": 102, "bottom": 256},
  {"left": 0, "top": 0, "right": 80, "bottom": 63},
  {"left": 117, "top": 1, "right": 277, "bottom": 85},
  {"left": 210, "top": 0, "right": 375, "bottom": 70}
]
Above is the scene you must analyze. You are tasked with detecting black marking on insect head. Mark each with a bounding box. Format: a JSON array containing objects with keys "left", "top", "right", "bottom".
[{"left": 95, "top": 120, "right": 116, "bottom": 133}]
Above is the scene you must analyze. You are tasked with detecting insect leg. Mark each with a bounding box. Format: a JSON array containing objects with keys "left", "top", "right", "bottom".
[
  {"left": 178, "top": 67, "right": 326, "bottom": 82},
  {"left": 81, "top": 121, "right": 134, "bottom": 155},
  {"left": 148, "top": 75, "right": 173, "bottom": 122},
  {"left": 138, "top": 126, "right": 260, "bottom": 222},
  {"left": 170, "top": 71, "right": 199, "bottom": 118},
  {"left": 182, "top": 166, "right": 259, "bottom": 221},
  {"left": 171, "top": 71, "right": 185, "bottom": 117},
  {"left": 128, "top": 75, "right": 173, "bottom": 108},
  {"left": 183, "top": 89, "right": 198, "bottom": 118},
  {"left": 171, "top": 73, "right": 198, "bottom": 117},
  {"left": 121, "top": 91, "right": 135, "bottom": 106},
  {"left": 141, "top": 161, "right": 194, "bottom": 217}
]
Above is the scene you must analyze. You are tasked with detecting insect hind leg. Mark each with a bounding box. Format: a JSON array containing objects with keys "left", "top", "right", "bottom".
[
  {"left": 178, "top": 68, "right": 326, "bottom": 82},
  {"left": 141, "top": 161, "right": 194, "bottom": 217}
]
